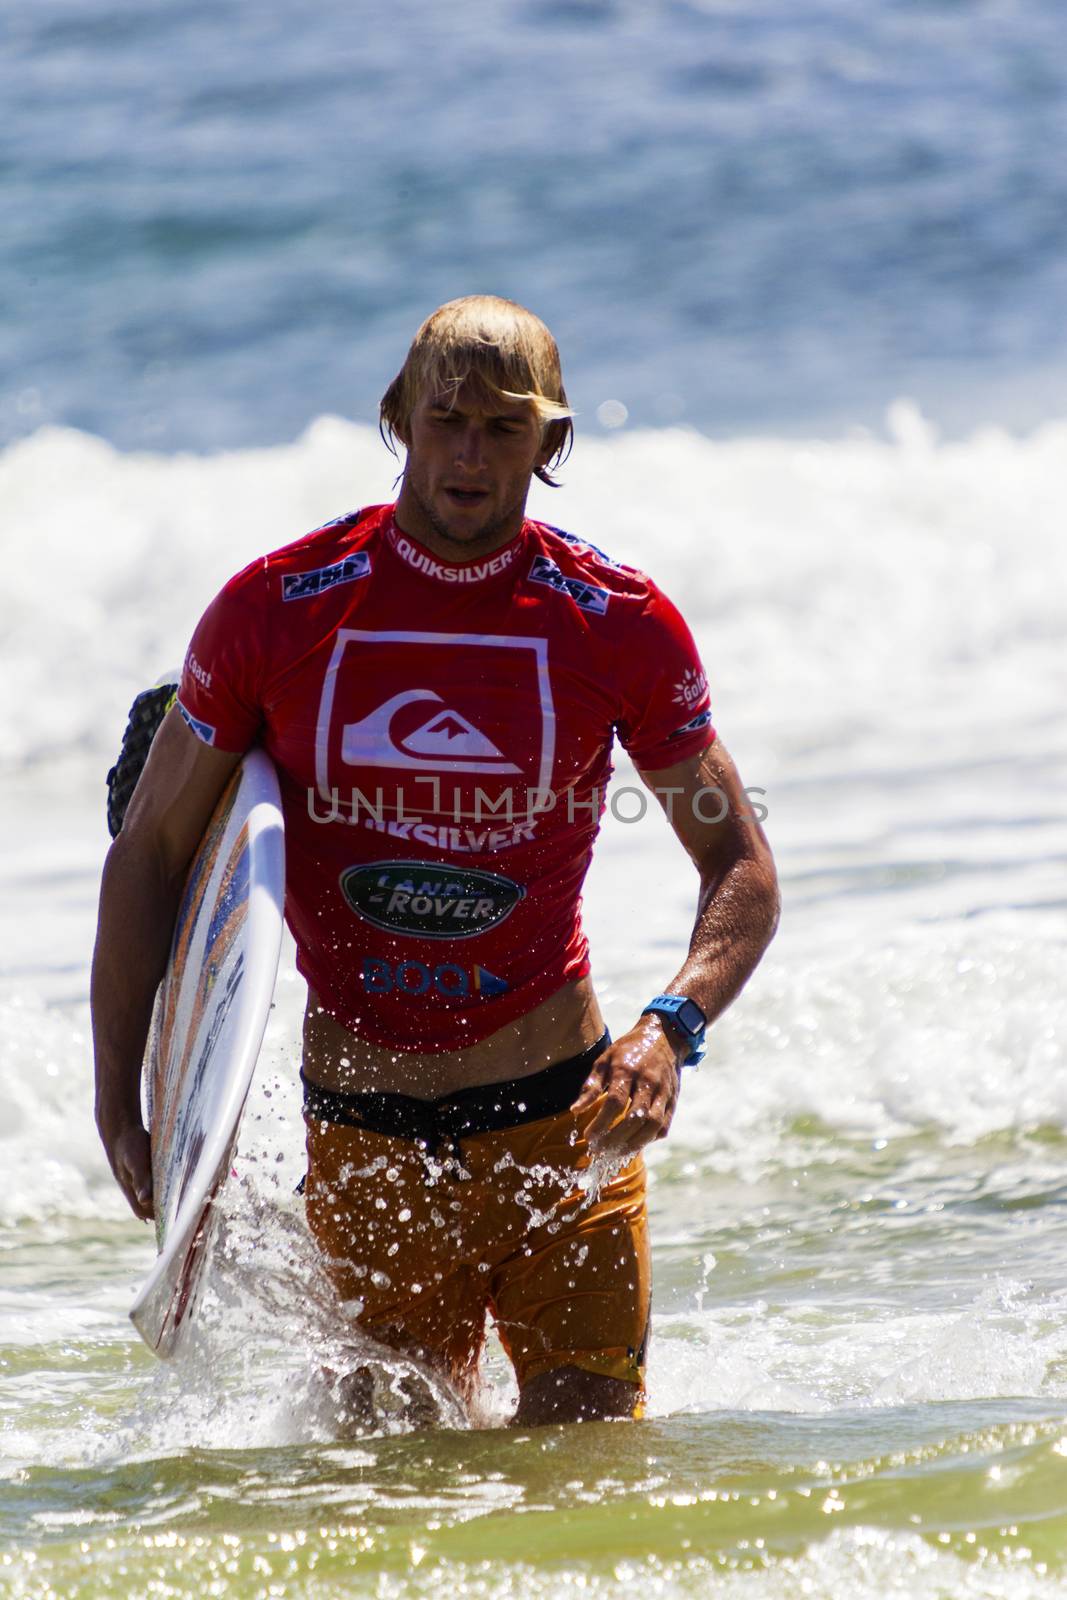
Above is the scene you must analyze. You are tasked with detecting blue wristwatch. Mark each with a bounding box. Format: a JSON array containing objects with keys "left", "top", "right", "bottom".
[{"left": 641, "top": 994, "right": 707, "bottom": 1067}]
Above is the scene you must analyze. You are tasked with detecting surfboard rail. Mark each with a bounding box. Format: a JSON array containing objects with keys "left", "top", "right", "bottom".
[{"left": 129, "top": 747, "right": 285, "bottom": 1357}]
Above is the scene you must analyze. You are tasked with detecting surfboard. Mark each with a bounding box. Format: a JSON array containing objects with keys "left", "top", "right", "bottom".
[{"left": 129, "top": 748, "right": 285, "bottom": 1357}]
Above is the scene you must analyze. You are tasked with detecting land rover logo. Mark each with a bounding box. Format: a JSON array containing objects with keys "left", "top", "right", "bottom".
[{"left": 340, "top": 861, "right": 526, "bottom": 939}]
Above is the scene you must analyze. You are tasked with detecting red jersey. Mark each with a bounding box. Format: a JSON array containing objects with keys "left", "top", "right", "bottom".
[{"left": 177, "top": 504, "right": 715, "bottom": 1050}]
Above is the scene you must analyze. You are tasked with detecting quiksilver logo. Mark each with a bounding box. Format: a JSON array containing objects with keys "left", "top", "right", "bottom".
[
  {"left": 389, "top": 528, "right": 519, "bottom": 584},
  {"left": 342, "top": 690, "right": 521, "bottom": 774}
]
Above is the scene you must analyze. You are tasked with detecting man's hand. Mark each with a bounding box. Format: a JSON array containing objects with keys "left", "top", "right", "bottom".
[
  {"left": 571, "top": 1016, "right": 685, "bottom": 1158},
  {"left": 98, "top": 1113, "right": 155, "bottom": 1221}
]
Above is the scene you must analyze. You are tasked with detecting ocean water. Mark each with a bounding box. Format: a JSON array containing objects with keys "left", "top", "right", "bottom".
[
  {"left": 4, "top": 0, "right": 1067, "bottom": 449},
  {"left": 3, "top": 0, "right": 1067, "bottom": 1595}
]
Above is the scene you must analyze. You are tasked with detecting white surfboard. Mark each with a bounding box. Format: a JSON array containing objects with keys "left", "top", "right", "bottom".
[{"left": 130, "top": 748, "right": 285, "bottom": 1357}]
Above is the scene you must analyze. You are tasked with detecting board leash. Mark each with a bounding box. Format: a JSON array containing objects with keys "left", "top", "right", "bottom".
[{"left": 106, "top": 678, "right": 179, "bottom": 838}]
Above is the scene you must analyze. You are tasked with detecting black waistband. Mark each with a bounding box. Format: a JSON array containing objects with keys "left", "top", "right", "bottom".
[{"left": 301, "top": 1033, "right": 609, "bottom": 1151}]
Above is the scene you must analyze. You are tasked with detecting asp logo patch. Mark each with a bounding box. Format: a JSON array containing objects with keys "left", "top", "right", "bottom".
[
  {"left": 340, "top": 861, "right": 525, "bottom": 939},
  {"left": 177, "top": 700, "right": 217, "bottom": 746},
  {"left": 282, "top": 551, "right": 371, "bottom": 601},
  {"left": 527, "top": 555, "right": 610, "bottom": 614},
  {"left": 668, "top": 707, "right": 713, "bottom": 741}
]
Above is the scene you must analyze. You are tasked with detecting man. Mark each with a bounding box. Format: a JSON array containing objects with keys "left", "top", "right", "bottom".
[{"left": 93, "top": 295, "right": 778, "bottom": 1425}]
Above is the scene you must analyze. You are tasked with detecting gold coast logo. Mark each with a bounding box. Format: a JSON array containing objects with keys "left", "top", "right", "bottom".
[
  {"left": 340, "top": 861, "right": 526, "bottom": 938},
  {"left": 672, "top": 667, "right": 708, "bottom": 709}
]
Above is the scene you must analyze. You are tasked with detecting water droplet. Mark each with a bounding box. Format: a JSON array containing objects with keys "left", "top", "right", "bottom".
[{"left": 596, "top": 399, "right": 629, "bottom": 429}]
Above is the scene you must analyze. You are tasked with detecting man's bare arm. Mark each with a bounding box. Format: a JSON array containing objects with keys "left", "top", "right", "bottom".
[
  {"left": 574, "top": 739, "right": 779, "bottom": 1155},
  {"left": 641, "top": 739, "right": 779, "bottom": 1030},
  {"left": 91, "top": 710, "right": 241, "bottom": 1219}
]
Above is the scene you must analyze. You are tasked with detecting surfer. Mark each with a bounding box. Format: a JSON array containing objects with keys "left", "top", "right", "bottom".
[{"left": 93, "top": 296, "right": 778, "bottom": 1424}]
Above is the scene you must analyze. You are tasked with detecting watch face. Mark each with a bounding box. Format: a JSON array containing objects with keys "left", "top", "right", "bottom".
[{"left": 677, "top": 999, "right": 705, "bottom": 1035}]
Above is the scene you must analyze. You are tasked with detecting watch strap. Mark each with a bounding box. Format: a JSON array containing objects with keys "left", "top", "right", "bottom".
[{"left": 641, "top": 993, "right": 707, "bottom": 1068}]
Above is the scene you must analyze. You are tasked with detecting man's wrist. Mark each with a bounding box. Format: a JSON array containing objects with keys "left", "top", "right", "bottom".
[
  {"left": 640, "top": 993, "right": 707, "bottom": 1067},
  {"left": 639, "top": 1010, "right": 689, "bottom": 1067},
  {"left": 94, "top": 1082, "right": 145, "bottom": 1133}
]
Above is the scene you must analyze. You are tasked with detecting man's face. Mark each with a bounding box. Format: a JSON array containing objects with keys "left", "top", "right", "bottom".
[{"left": 395, "top": 379, "right": 552, "bottom": 555}]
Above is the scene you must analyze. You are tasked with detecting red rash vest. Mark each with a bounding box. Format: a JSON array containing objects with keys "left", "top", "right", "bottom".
[{"left": 177, "top": 504, "right": 715, "bottom": 1050}]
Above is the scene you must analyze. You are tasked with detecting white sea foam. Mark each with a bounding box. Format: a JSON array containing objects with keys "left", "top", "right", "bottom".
[
  {"left": 1, "top": 413, "right": 1064, "bottom": 1471},
  {"left": 663, "top": 914, "right": 1067, "bottom": 1167},
  {"left": 647, "top": 1277, "right": 1067, "bottom": 1419},
  {"left": 0, "top": 993, "right": 120, "bottom": 1228},
  {"left": 2, "top": 913, "right": 1064, "bottom": 1232},
  {"left": 1, "top": 409, "right": 1065, "bottom": 779}
]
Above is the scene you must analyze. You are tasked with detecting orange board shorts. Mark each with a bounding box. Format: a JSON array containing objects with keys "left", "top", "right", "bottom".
[{"left": 303, "top": 1056, "right": 650, "bottom": 1405}]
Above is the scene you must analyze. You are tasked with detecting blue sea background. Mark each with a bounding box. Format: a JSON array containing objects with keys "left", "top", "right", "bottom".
[{"left": 4, "top": 0, "right": 1067, "bottom": 450}]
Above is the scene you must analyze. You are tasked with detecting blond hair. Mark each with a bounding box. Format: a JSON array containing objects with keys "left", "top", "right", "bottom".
[{"left": 380, "top": 295, "right": 574, "bottom": 486}]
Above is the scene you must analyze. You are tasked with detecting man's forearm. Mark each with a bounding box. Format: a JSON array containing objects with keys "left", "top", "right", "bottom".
[
  {"left": 91, "top": 834, "right": 181, "bottom": 1130},
  {"left": 668, "top": 852, "right": 779, "bottom": 1026}
]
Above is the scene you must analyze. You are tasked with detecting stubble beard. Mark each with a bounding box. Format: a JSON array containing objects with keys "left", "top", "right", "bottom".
[{"left": 406, "top": 474, "right": 527, "bottom": 558}]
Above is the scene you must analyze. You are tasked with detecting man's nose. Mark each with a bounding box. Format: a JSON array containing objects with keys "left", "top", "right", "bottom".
[{"left": 454, "top": 423, "right": 487, "bottom": 472}]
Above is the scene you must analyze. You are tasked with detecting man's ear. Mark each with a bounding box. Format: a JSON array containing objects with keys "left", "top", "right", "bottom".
[
  {"left": 537, "top": 415, "right": 567, "bottom": 474},
  {"left": 536, "top": 421, "right": 558, "bottom": 471}
]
